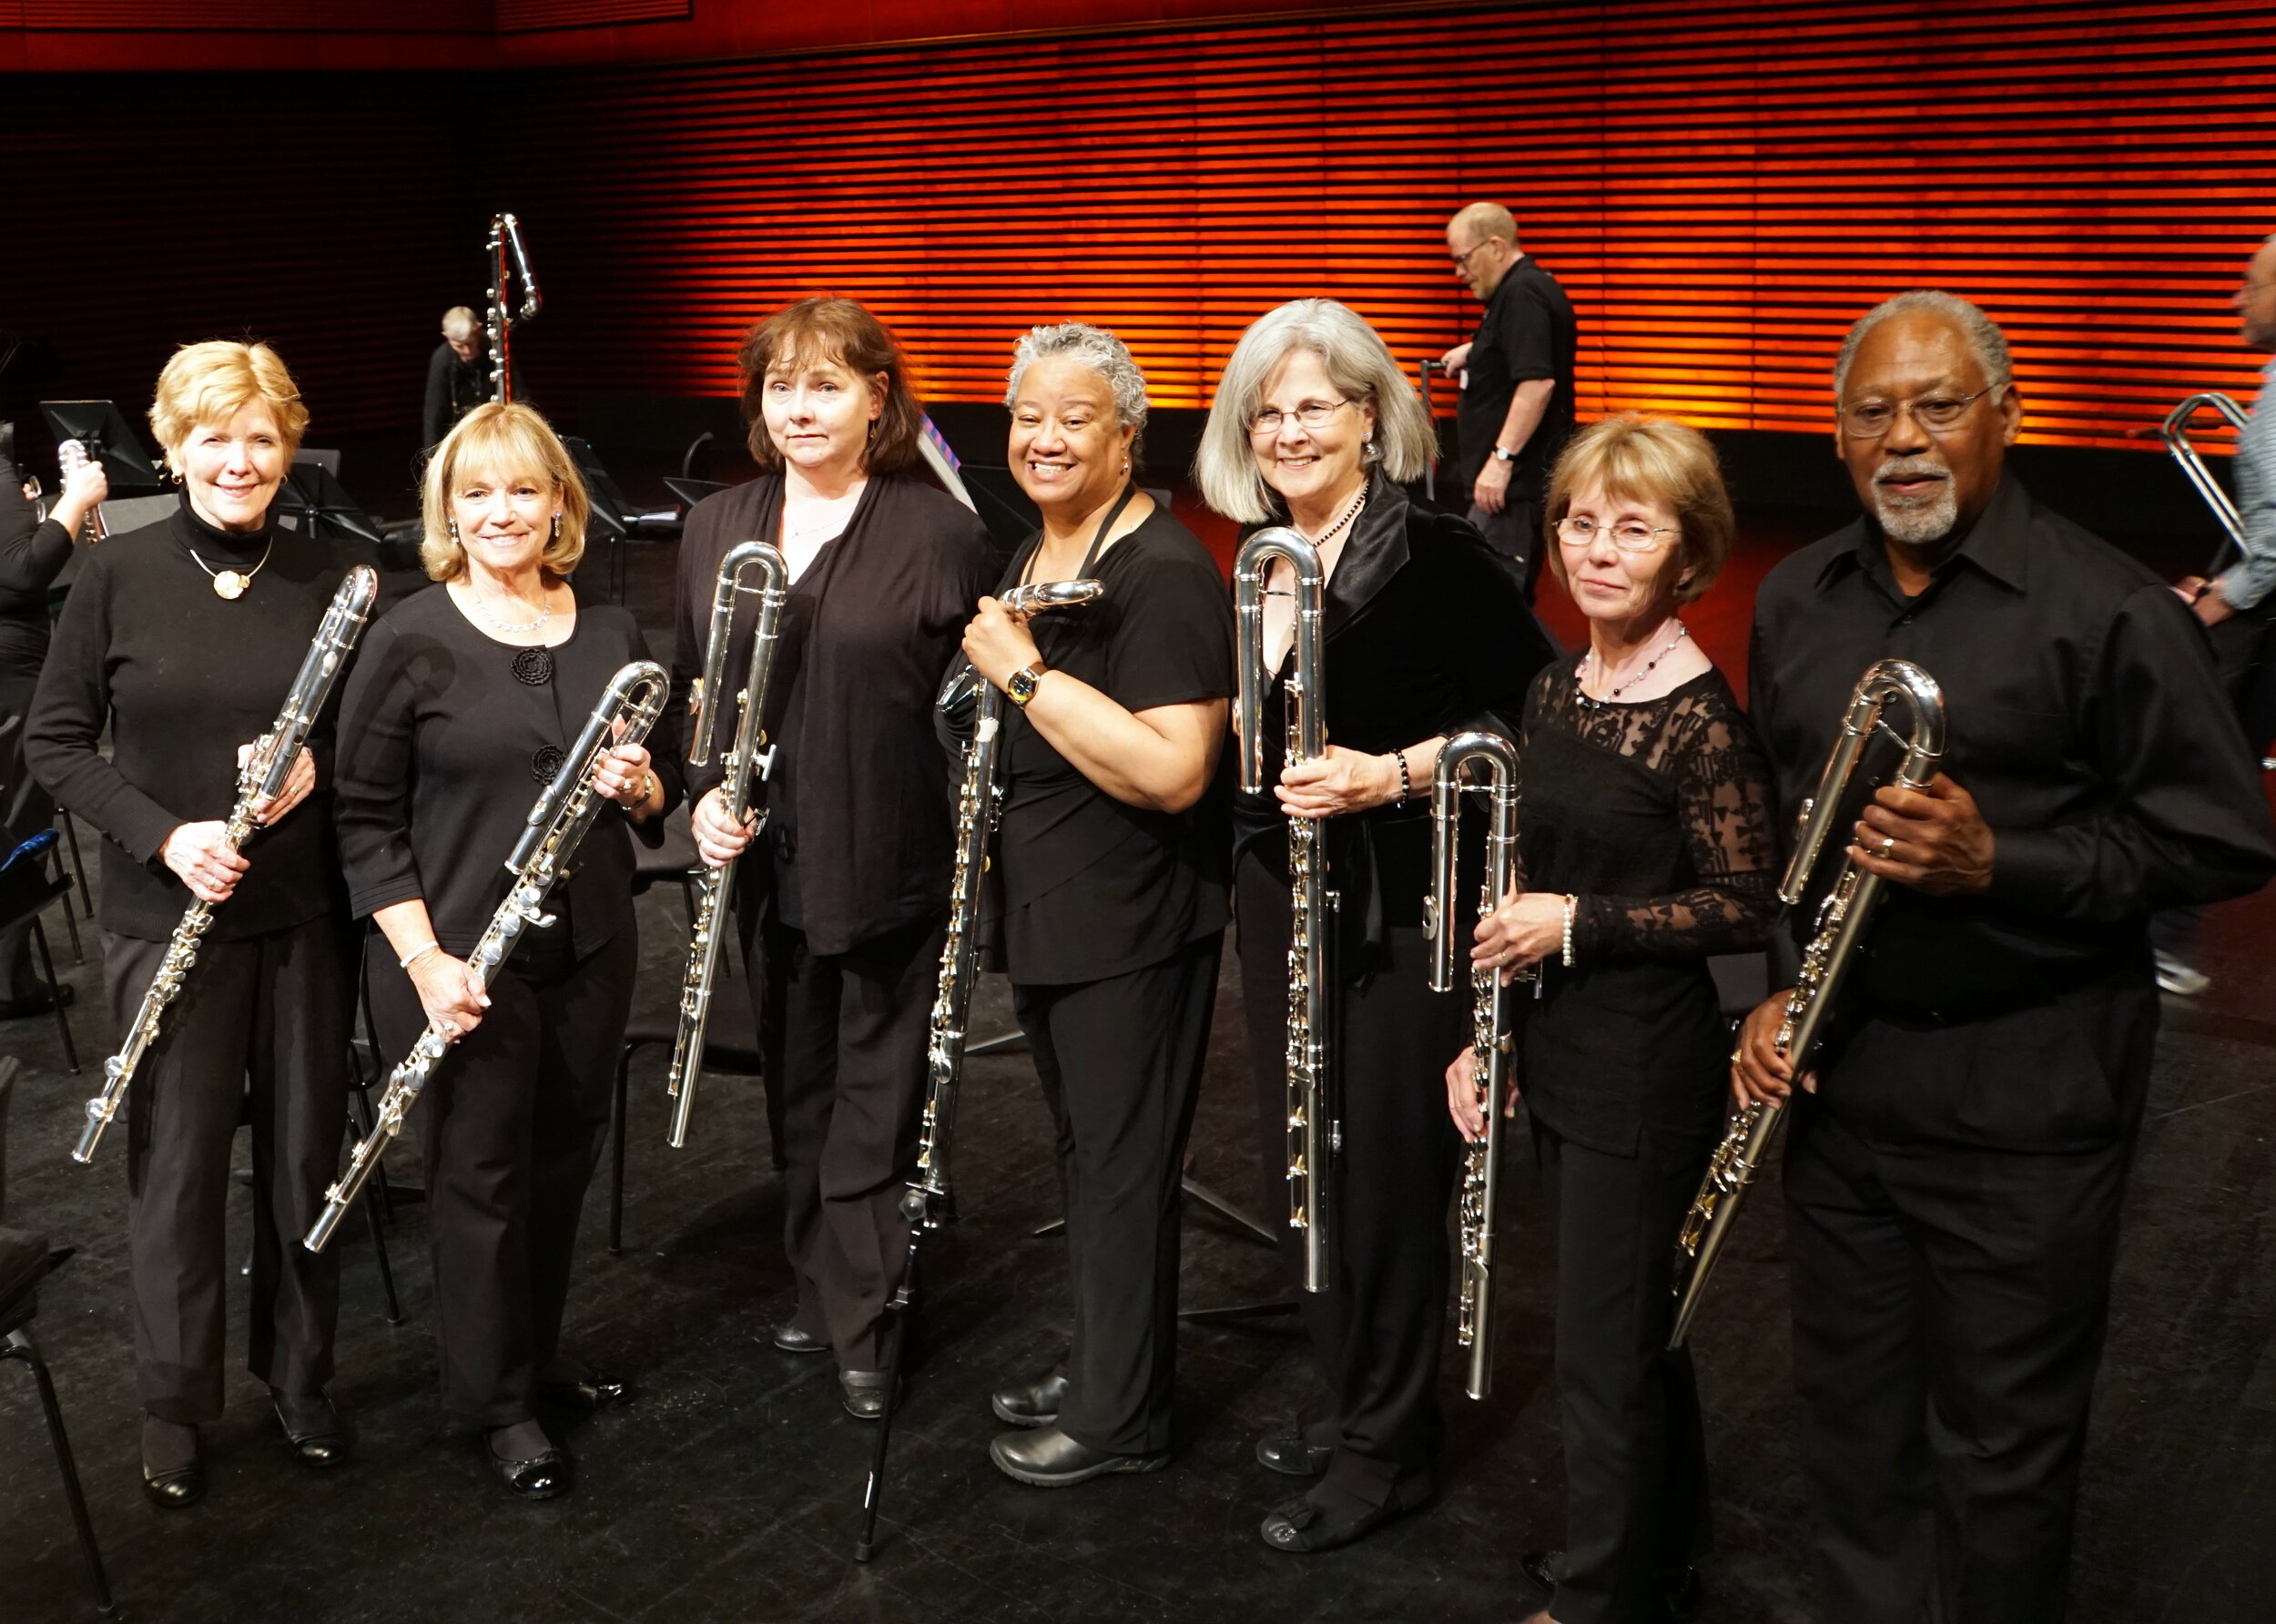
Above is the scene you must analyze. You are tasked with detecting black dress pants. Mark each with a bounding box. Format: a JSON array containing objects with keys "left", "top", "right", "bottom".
[
  {"left": 107, "top": 916, "right": 348, "bottom": 1424},
  {"left": 369, "top": 926, "right": 634, "bottom": 1427},
  {"left": 1783, "top": 976, "right": 2157, "bottom": 1624},
  {"left": 1533, "top": 1119, "right": 1713, "bottom": 1624},
  {"left": 1465, "top": 496, "right": 1544, "bottom": 603},
  {"left": 754, "top": 908, "right": 941, "bottom": 1372},
  {"left": 1012, "top": 930, "right": 1221, "bottom": 1456},
  {"left": 1235, "top": 853, "right": 1466, "bottom": 1509}
]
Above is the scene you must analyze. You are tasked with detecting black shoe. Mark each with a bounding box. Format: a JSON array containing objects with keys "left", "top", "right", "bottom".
[
  {"left": 141, "top": 1417, "right": 204, "bottom": 1509},
  {"left": 272, "top": 1390, "right": 351, "bottom": 1468},
  {"left": 840, "top": 1369, "right": 893, "bottom": 1420},
  {"left": 1522, "top": 1548, "right": 1699, "bottom": 1619},
  {"left": 771, "top": 1321, "right": 829, "bottom": 1355},
  {"left": 1255, "top": 1420, "right": 1336, "bottom": 1477},
  {"left": 0, "top": 984, "right": 72, "bottom": 1020},
  {"left": 1260, "top": 1477, "right": 1435, "bottom": 1554},
  {"left": 989, "top": 1426, "right": 1169, "bottom": 1487},
  {"left": 991, "top": 1371, "right": 1067, "bottom": 1429},
  {"left": 534, "top": 1370, "right": 631, "bottom": 1411},
  {"left": 486, "top": 1430, "right": 572, "bottom": 1500}
]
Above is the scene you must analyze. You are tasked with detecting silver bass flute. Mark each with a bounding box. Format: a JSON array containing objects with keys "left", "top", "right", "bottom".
[
  {"left": 304, "top": 659, "right": 671, "bottom": 1253},
  {"left": 75, "top": 564, "right": 380, "bottom": 1165},
  {"left": 1233, "top": 526, "right": 1332, "bottom": 1294},
  {"left": 1426, "top": 730, "right": 1522, "bottom": 1401},
  {"left": 1665, "top": 658, "right": 1945, "bottom": 1348},
  {"left": 665, "top": 540, "right": 789, "bottom": 1148}
]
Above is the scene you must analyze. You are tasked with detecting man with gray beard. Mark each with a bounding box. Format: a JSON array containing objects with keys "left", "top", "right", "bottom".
[{"left": 1733, "top": 290, "right": 2275, "bottom": 1622}]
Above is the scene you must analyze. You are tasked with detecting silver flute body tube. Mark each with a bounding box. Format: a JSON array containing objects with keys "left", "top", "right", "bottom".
[
  {"left": 1233, "top": 526, "right": 1332, "bottom": 1294},
  {"left": 2159, "top": 391, "right": 2251, "bottom": 576},
  {"left": 76, "top": 564, "right": 380, "bottom": 1166},
  {"left": 304, "top": 659, "right": 670, "bottom": 1253},
  {"left": 665, "top": 541, "right": 789, "bottom": 1148}
]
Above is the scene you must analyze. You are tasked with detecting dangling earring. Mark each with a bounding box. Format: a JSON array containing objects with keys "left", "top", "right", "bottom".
[
  {"left": 867, "top": 419, "right": 879, "bottom": 442},
  {"left": 551, "top": 512, "right": 562, "bottom": 541},
  {"left": 447, "top": 518, "right": 462, "bottom": 546}
]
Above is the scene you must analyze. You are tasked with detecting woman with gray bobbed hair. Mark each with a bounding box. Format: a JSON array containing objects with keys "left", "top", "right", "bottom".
[
  {"left": 960, "top": 321, "right": 1235, "bottom": 1488},
  {"left": 1200, "top": 299, "right": 1554, "bottom": 1554}
]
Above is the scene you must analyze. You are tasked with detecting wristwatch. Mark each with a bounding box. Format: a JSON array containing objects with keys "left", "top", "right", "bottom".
[
  {"left": 1007, "top": 661, "right": 1049, "bottom": 706},
  {"left": 1491, "top": 445, "right": 1519, "bottom": 463}
]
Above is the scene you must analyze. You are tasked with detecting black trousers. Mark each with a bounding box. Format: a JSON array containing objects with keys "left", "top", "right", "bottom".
[
  {"left": 1534, "top": 1119, "right": 1713, "bottom": 1624},
  {"left": 107, "top": 917, "right": 348, "bottom": 1424},
  {"left": 369, "top": 926, "right": 634, "bottom": 1427},
  {"left": 1784, "top": 976, "right": 2157, "bottom": 1624},
  {"left": 752, "top": 908, "right": 941, "bottom": 1372},
  {"left": 1, "top": 666, "right": 53, "bottom": 1001},
  {"left": 1012, "top": 930, "right": 1221, "bottom": 1456},
  {"left": 1235, "top": 853, "right": 1466, "bottom": 1507},
  {"left": 1465, "top": 496, "right": 1543, "bottom": 602}
]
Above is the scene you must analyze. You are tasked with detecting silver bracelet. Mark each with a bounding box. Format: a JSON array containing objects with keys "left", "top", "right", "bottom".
[
  {"left": 1560, "top": 896, "right": 1577, "bottom": 969},
  {"left": 400, "top": 939, "right": 441, "bottom": 971}
]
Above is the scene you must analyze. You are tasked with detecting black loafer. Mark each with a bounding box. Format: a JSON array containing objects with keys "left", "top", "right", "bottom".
[
  {"left": 772, "top": 1322, "right": 829, "bottom": 1355},
  {"left": 840, "top": 1369, "right": 893, "bottom": 1420},
  {"left": 989, "top": 1426, "right": 1168, "bottom": 1487},
  {"left": 272, "top": 1392, "right": 351, "bottom": 1468},
  {"left": 1521, "top": 1550, "right": 1562, "bottom": 1596},
  {"left": 991, "top": 1371, "right": 1068, "bottom": 1429},
  {"left": 535, "top": 1372, "right": 631, "bottom": 1411},
  {"left": 141, "top": 1462, "right": 205, "bottom": 1510},
  {"left": 487, "top": 1436, "right": 572, "bottom": 1501},
  {"left": 1260, "top": 1477, "right": 1434, "bottom": 1554},
  {"left": 1255, "top": 1420, "right": 1336, "bottom": 1477}
]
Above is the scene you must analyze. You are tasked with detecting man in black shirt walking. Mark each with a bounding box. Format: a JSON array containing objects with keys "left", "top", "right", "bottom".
[
  {"left": 1440, "top": 201, "right": 1575, "bottom": 597},
  {"left": 1734, "top": 290, "right": 2276, "bottom": 1621}
]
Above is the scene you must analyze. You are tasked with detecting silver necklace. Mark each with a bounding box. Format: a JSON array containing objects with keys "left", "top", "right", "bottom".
[
  {"left": 471, "top": 589, "right": 553, "bottom": 635},
  {"left": 1584, "top": 621, "right": 1688, "bottom": 704},
  {"left": 184, "top": 535, "right": 274, "bottom": 601}
]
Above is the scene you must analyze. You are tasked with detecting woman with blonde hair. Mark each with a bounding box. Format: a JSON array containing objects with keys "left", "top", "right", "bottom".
[
  {"left": 335, "top": 401, "right": 676, "bottom": 1499},
  {"left": 1195, "top": 298, "right": 1555, "bottom": 1552},
  {"left": 27, "top": 339, "right": 362, "bottom": 1507},
  {"left": 1450, "top": 412, "right": 1778, "bottom": 1622}
]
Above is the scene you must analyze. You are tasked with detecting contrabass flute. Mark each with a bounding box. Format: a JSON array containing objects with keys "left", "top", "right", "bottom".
[
  {"left": 1425, "top": 731, "right": 1522, "bottom": 1401},
  {"left": 855, "top": 574, "right": 1102, "bottom": 1563},
  {"left": 1233, "top": 527, "right": 1332, "bottom": 1294},
  {"left": 1665, "top": 658, "right": 1945, "bottom": 1348},
  {"left": 665, "top": 541, "right": 788, "bottom": 1148},
  {"left": 304, "top": 660, "right": 670, "bottom": 1253},
  {"left": 485, "top": 212, "right": 542, "bottom": 406},
  {"left": 75, "top": 564, "right": 380, "bottom": 1165}
]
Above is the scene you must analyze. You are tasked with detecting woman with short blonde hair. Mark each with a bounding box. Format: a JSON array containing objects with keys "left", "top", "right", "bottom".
[
  {"left": 1540, "top": 411, "right": 1734, "bottom": 605},
  {"left": 26, "top": 338, "right": 361, "bottom": 1507},
  {"left": 418, "top": 401, "right": 591, "bottom": 581}
]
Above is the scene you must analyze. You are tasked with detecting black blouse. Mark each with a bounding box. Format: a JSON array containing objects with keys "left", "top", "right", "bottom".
[
  {"left": 1514, "top": 657, "right": 1779, "bottom": 1155},
  {"left": 25, "top": 497, "right": 367, "bottom": 941},
  {"left": 986, "top": 507, "right": 1237, "bottom": 986},
  {"left": 1232, "top": 471, "right": 1557, "bottom": 975},
  {"left": 0, "top": 468, "right": 71, "bottom": 680},
  {"left": 333, "top": 584, "right": 677, "bottom": 962}
]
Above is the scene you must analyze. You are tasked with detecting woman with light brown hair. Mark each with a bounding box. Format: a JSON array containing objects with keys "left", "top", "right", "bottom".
[
  {"left": 26, "top": 339, "right": 362, "bottom": 1507},
  {"left": 335, "top": 401, "right": 676, "bottom": 1499}
]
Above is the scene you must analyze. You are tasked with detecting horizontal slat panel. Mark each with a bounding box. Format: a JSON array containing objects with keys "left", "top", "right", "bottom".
[
  {"left": 15, "top": 1, "right": 482, "bottom": 29},
  {"left": 498, "top": 0, "right": 687, "bottom": 32}
]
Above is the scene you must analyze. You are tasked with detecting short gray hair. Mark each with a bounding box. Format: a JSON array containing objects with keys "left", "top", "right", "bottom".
[
  {"left": 441, "top": 305, "right": 479, "bottom": 343},
  {"left": 1834, "top": 289, "right": 2012, "bottom": 402},
  {"left": 1194, "top": 299, "right": 1437, "bottom": 523},
  {"left": 1004, "top": 322, "right": 1149, "bottom": 434}
]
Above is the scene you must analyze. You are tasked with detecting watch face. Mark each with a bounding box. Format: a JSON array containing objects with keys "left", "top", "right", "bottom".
[{"left": 1008, "top": 667, "right": 1039, "bottom": 704}]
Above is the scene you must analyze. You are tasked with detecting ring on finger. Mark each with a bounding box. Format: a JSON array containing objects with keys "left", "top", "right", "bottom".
[{"left": 1881, "top": 835, "right": 1897, "bottom": 855}]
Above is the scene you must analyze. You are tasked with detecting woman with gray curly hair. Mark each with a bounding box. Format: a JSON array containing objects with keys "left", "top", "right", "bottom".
[
  {"left": 960, "top": 321, "right": 1235, "bottom": 1487},
  {"left": 1197, "top": 298, "right": 1555, "bottom": 1554}
]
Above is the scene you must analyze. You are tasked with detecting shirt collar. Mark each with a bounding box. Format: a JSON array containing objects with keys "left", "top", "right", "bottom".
[{"left": 1818, "top": 469, "right": 2032, "bottom": 598}]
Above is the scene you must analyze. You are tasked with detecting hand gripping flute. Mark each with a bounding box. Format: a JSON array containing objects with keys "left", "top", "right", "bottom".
[
  {"left": 1665, "top": 658, "right": 1945, "bottom": 1349},
  {"left": 665, "top": 540, "right": 788, "bottom": 1148},
  {"left": 74, "top": 564, "right": 380, "bottom": 1165},
  {"left": 1233, "top": 526, "right": 1333, "bottom": 1293},
  {"left": 855, "top": 575, "right": 1102, "bottom": 1563},
  {"left": 1425, "top": 731, "right": 1523, "bottom": 1401},
  {"left": 303, "top": 660, "right": 670, "bottom": 1253}
]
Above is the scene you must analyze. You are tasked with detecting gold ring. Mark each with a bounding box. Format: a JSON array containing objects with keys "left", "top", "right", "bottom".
[{"left": 1882, "top": 835, "right": 1897, "bottom": 855}]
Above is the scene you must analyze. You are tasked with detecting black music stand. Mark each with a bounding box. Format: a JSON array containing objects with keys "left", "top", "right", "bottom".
[
  {"left": 274, "top": 463, "right": 388, "bottom": 546},
  {"left": 37, "top": 401, "right": 161, "bottom": 490}
]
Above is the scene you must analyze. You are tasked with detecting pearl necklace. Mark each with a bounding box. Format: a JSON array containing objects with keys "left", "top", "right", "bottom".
[
  {"left": 1581, "top": 621, "right": 1688, "bottom": 705},
  {"left": 470, "top": 590, "right": 553, "bottom": 635}
]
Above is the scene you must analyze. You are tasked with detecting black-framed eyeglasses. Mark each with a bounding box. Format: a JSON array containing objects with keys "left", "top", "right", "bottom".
[
  {"left": 1250, "top": 398, "right": 1354, "bottom": 436},
  {"left": 1839, "top": 384, "right": 2004, "bottom": 439},
  {"left": 1449, "top": 242, "right": 1486, "bottom": 269},
  {"left": 1556, "top": 515, "right": 1678, "bottom": 553}
]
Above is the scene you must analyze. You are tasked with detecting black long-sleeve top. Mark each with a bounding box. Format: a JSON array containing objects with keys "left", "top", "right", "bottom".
[
  {"left": 1231, "top": 470, "right": 1559, "bottom": 976},
  {"left": 334, "top": 584, "right": 681, "bottom": 961},
  {"left": 24, "top": 497, "right": 368, "bottom": 941},
  {"left": 670, "top": 472, "right": 997, "bottom": 958},
  {"left": 1749, "top": 472, "right": 2276, "bottom": 1025},
  {"left": 423, "top": 343, "right": 484, "bottom": 450},
  {"left": 0, "top": 453, "right": 72, "bottom": 682}
]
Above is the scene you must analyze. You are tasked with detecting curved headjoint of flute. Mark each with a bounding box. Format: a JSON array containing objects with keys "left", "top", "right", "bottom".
[{"left": 1779, "top": 657, "right": 1946, "bottom": 906}]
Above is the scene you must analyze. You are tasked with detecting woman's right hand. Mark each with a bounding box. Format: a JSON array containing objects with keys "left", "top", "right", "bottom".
[
  {"left": 1443, "top": 1046, "right": 1518, "bottom": 1143},
  {"left": 160, "top": 822, "right": 249, "bottom": 904},
  {"left": 410, "top": 951, "right": 489, "bottom": 1042},
  {"left": 690, "top": 786, "right": 757, "bottom": 869}
]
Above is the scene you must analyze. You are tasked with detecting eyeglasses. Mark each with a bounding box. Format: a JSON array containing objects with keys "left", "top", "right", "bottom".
[
  {"left": 1838, "top": 384, "right": 2003, "bottom": 439},
  {"left": 1556, "top": 515, "right": 1678, "bottom": 553},
  {"left": 1449, "top": 242, "right": 1485, "bottom": 269},
  {"left": 1250, "top": 399, "right": 1353, "bottom": 436}
]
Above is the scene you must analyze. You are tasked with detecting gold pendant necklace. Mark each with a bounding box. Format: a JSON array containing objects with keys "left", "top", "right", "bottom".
[{"left": 186, "top": 535, "right": 275, "bottom": 600}]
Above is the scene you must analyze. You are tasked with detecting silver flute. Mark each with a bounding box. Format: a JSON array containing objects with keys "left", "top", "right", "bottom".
[
  {"left": 1426, "top": 730, "right": 1522, "bottom": 1401},
  {"left": 304, "top": 659, "right": 670, "bottom": 1253},
  {"left": 485, "top": 211, "right": 542, "bottom": 405},
  {"left": 665, "top": 540, "right": 789, "bottom": 1148},
  {"left": 75, "top": 564, "right": 380, "bottom": 1166},
  {"left": 1233, "top": 526, "right": 1332, "bottom": 1294},
  {"left": 1666, "top": 658, "right": 1945, "bottom": 1349}
]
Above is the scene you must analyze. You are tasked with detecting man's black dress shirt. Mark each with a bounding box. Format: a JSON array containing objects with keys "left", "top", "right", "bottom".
[
  {"left": 1455, "top": 256, "right": 1577, "bottom": 494},
  {"left": 1749, "top": 472, "right": 2276, "bottom": 1026}
]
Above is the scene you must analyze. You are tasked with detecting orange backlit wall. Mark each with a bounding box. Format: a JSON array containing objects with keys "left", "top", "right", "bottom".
[{"left": 511, "top": 0, "right": 2276, "bottom": 452}]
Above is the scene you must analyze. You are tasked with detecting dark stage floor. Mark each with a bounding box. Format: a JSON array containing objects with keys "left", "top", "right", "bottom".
[{"left": 5, "top": 506, "right": 2274, "bottom": 1624}]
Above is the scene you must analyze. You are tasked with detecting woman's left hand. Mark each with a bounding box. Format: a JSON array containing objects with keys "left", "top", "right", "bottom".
[
  {"left": 591, "top": 738, "right": 655, "bottom": 816},
  {"left": 1275, "top": 745, "right": 1399, "bottom": 820},
  {"left": 961, "top": 596, "right": 1044, "bottom": 691},
  {"left": 1471, "top": 888, "right": 1566, "bottom": 984},
  {"left": 243, "top": 745, "right": 316, "bottom": 826}
]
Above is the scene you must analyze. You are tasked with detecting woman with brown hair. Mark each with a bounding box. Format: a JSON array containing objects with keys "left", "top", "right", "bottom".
[{"left": 678, "top": 296, "right": 996, "bottom": 1418}]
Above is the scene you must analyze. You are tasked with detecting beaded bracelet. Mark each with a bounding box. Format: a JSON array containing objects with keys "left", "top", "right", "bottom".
[
  {"left": 1390, "top": 748, "right": 1412, "bottom": 806},
  {"left": 1560, "top": 896, "right": 1577, "bottom": 969}
]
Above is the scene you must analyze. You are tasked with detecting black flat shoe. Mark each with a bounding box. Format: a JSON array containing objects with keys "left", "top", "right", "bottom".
[
  {"left": 771, "top": 1322, "right": 829, "bottom": 1355},
  {"left": 1255, "top": 1420, "right": 1336, "bottom": 1477},
  {"left": 534, "top": 1372, "right": 631, "bottom": 1411},
  {"left": 272, "top": 1391, "right": 351, "bottom": 1468},
  {"left": 991, "top": 1371, "right": 1067, "bottom": 1429},
  {"left": 486, "top": 1433, "right": 572, "bottom": 1501},
  {"left": 1521, "top": 1550, "right": 1562, "bottom": 1597},
  {"left": 141, "top": 1462, "right": 205, "bottom": 1509},
  {"left": 141, "top": 1416, "right": 203, "bottom": 1509},
  {"left": 1260, "top": 1477, "right": 1434, "bottom": 1554},
  {"left": 839, "top": 1369, "right": 893, "bottom": 1420},
  {"left": 989, "top": 1426, "right": 1168, "bottom": 1487}
]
